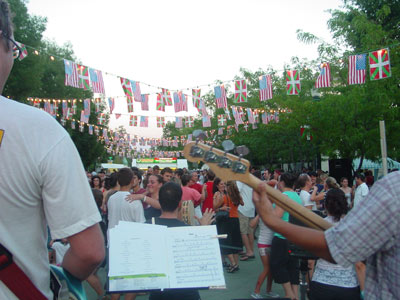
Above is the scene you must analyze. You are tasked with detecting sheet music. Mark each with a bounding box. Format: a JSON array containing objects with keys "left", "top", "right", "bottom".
[
  {"left": 166, "top": 225, "right": 226, "bottom": 289},
  {"left": 108, "top": 223, "right": 169, "bottom": 291}
]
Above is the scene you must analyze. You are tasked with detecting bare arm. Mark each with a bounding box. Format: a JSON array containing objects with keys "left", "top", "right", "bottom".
[
  {"left": 126, "top": 194, "right": 161, "bottom": 209},
  {"left": 63, "top": 224, "right": 105, "bottom": 280},
  {"left": 253, "top": 184, "right": 334, "bottom": 263},
  {"left": 213, "top": 191, "right": 224, "bottom": 210}
]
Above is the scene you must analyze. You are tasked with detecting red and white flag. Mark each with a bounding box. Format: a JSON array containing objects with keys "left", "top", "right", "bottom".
[
  {"left": 315, "top": 63, "right": 331, "bottom": 88},
  {"left": 259, "top": 75, "right": 273, "bottom": 101},
  {"left": 64, "top": 59, "right": 79, "bottom": 88}
]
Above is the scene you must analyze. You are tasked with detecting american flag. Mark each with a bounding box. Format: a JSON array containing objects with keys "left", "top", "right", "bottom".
[
  {"left": 80, "top": 111, "right": 89, "bottom": 123},
  {"left": 62, "top": 101, "right": 68, "bottom": 117},
  {"left": 179, "top": 92, "right": 188, "bottom": 111},
  {"left": 218, "top": 128, "right": 224, "bottom": 135},
  {"left": 202, "top": 116, "right": 211, "bottom": 127},
  {"left": 199, "top": 99, "right": 208, "bottom": 117},
  {"left": 214, "top": 85, "right": 227, "bottom": 108},
  {"left": 64, "top": 59, "right": 79, "bottom": 88},
  {"left": 315, "top": 63, "right": 331, "bottom": 88},
  {"left": 247, "top": 108, "right": 255, "bottom": 124},
  {"left": 232, "top": 106, "right": 244, "bottom": 125},
  {"left": 141, "top": 94, "right": 149, "bottom": 111},
  {"left": 131, "top": 81, "right": 142, "bottom": 102},
  {"left": 88, "top": 125, "right": 93, "bottom": 135},
  {"left": 348, "top": 54, "right": 366, "bottom": 85},
  {"left": 89, "top": 68, "right": 105, "bottom": 94},
  {"left": 84, "top": 99, "right": 91, "bottom": 115},
  {"left": 140, "top": 116, "right": 148, "bottom": 127},
  {"left": 259, "top": 75, "right": 273, "bottom": 101},
  {"left": 175, "top": 117, "right": 183, "bottom": 128},
  {"left": 173, "top": 92, "right": 188, "bottom": 112},
  {"left": 261, "top": 112, "right": 268, "bottom": 124}
]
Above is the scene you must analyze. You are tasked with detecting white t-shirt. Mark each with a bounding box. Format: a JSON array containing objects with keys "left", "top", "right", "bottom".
[
  {"left": 237, "top": 181, "right": 255, "bottom": 218},
  {"left": 107, "top": 191, "right": 145, "bottom": 229},
  {"left": 354, "top": 182, "right": 369, "bottom": 208},
  {"left": 300, "top": 190, "right": 316, "bottom": 210},
  {"left": 0, "top": 97, "right": 101, "bottom": 299},
  {"left": 258, "top": 218, "right": 274, "bottom": 245}
]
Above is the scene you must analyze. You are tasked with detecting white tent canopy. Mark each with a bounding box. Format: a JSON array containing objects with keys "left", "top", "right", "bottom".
[{"left": 353, "top": 157, "right": 400, "bottom": 170}]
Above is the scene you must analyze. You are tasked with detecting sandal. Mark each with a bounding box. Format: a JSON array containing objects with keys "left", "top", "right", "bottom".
[{"left": 227, "top": 264, "right": 239, "bottom": 273}]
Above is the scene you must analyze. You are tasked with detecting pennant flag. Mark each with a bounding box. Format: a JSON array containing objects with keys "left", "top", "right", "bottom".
[
  {"left": 120, "top": 78, "right": 133, "bottom": 98},
  {"left": 141, "top": 94, "right": 149, "bottom": 111},
  {"left": 259, "top": 75, "right": 273, "bottom": 101},
  {"left": 129, "top": 115, "right": 138, "bottom": 126},
  {"left": 80, "top": 111, "right": 89, "bottom": 123},
  {"left": 214, "top": 85, "right": 227, "bottom": 108},
  {"left": 192, "top": 89, "right": 201, "bottom": 111},
  {"left": 185, "top": 117, "right": 194, "bottom": 128},
  {"left": 115, "top": 113, "right": 121, "bottom": 119},
  {"left": 60, "top": 118, "right": 66, "bottom": 127},
  {"left": 161, "top": 88, "right": 172, "bottom": 105},
  {"left": 89, "top": 68, "right": 105, "bottom": 94},
  {"left": 286, "top": 70, "right": 301, "bottom": 95},
  {"left": 369, "top": 48, "right": 391, "bottom": 80},
  {"left": 234, "top": 80, "right": 247, "bottom": 103},
  {"left": 243, "top": 123, "right": 249, "bottom": 132},
  {"left": 33, "top": 100, "right": 40, "bottom": 108},
  {"left": 218, "top": 128, "right": 224, "bottom": 135},
  {"left": 199, "top": 99, "right": 208, "bottom": 117},
  {"left": 187, "top": 134, "right": 193, "bottom": 142},
  {"left": 261, "top": 112, "right": 268, "bottom": 124},
  {"left": 71, "top": 120, "right": 76, "bottom": 129},
  {"left": 71, "top": 100, "right": 77, "bottom": 115},
  {"left": 127, "top": 97, "right": 134, "bottom": 113},
  {"left": 84, "top": 99, "right": 91, "bottom": 116},
  {"left": 78, "top": 65, "right": 90, "bottom": 90},
  {"left": 348, "top": 54, "right": 366, "bottom": 85},
  {"left": 224, "top": 107, "right": 231, "bottom": 120},
  {"left": 103, "top": 128, "right": 108, "bottom": 139},
  {"left": 156, "top": 93, "right": 165, "bottom": 111},
  {"left": 217, "top": 114, "right": 226, "bottom": 126},
  {"left": 247, "top": 108, "right": 255, "bottom": 124},
  {"left": 64, "top": 59, "right": 79, "bottom": 88},
  {"left": 202, "top": 115, "right": 211, "bottom": 127},
  {"left": 157, "top": 117, "right": 165, "bottom": 128},
  {"left": 300, "top": 125, "right": 312, "bottom": 141},
  {"left": 232, "top": 106, "right": 244, "bottom": 125},
  {"left": 15, "top": 41, "right": 28, "bottom": 61},
  {"left": 253, "top": 110, "right": 260, "bottom": 123},
  {"left": 98, "top": 113, "right": 106, "bottom": 125},
  {"left": 130, "top": 81, "right": 142, "bottom": 102},
  {"left": 88, "top": 125, "right": 93, "bottom": 135},
  {"left": 173, "top": 137, "right": 179, "bottom": 147},
  {"left": 315, "top": 63, "right": 331, "bottom": 88},
  {"left": 94, "top": 98, "right": 101, "bottom": 113},
  {"left": 79, "top": 123, "right": 84, "bottom": 132},
  {"left": 140, "top": 116, "right": 148, "bottom": 127},
  {"left": 62, "top": 101, "right": 69, "bottom": 117},
  {"left": 175, "top": 117, "right": 183, "bottom": 128},
  {"left": 179, "top": 92, "right": 188, "bottom": 112}
]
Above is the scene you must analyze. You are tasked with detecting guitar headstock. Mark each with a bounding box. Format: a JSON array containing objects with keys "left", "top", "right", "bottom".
[{"left": 183, "top": 137, "right": 252, "bottom": 185}]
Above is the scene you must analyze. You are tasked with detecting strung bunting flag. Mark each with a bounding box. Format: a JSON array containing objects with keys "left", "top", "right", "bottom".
[
  {"left": 259, "top": 75, "right": 273, "bottom": 101},
  {"left": 274, "top": 112, "right": 280, "bottom": 123},
  {"left": 15, "top": 41, "right": 28, "bottom": 61},
  {"left": 157, "top": 117, "right": 165, "bottom": 128},
  {"left": 83, "top": 99, "right": 91, "bottom": 116},
  {"left": 202, "top": 115, "right": 211, "bottom": 127},
  {"left": 140, "top": 116, "right": 149, "bottom": 127},
  {"left": 243, "top": 123, "right": 249, "bottom": 132},
  {"left": 224, "top": 107, "right": 231, "bottom": 120},
  {"left": 185, "top": 117, "right": 194, "bottom": 128},
  {"left": 199, "top": 98, "right": 208, "bottom": 116},
  {"left": 348, "top": 54, "right": 366, "bottom": 85},
  {"left": 253, "top": 111, "right": 260, "bottom": 123},
  {"left": 192, "top": 89, "right": 201, "bottom": 111},
  {"left": 234, "top": 124, "right": 239, "bottom": 132},
  {"left": 127, "top": 97, "right": 134, "bottom": 113},
  {"left": 369, "top": 48, "right": 391, "bottom": 80},
  {"left": 156, "top": 93, "right": 165, "bottom": 111},
  {"left": 218, "top": 128, "right": 224, "bottom": 135},
  {"left": 98, "top": 113, "right": 106, "bottom": 125},
  {"left": 175, "top": 117, "right": 183, "bottom": 128},
  {"left": 161, "top": 88, "right": 172, "bottom": 105},
  {"left": 247, "top": 108, "right": 255, "bottom": 124},
  {"left": 286, "top": 70, "right": 301, "bottom": 95},
  {"left": 79, "top": 123, "right": 84, "bottom": 132},
  {"left": 94, "top": 98, "right": 101, "bottom": 113},
  {"left": 173, "top": 92, "right": 183, "bottom": 113},
  {"left": 78, "top": 65, "right": 90, "bottom": 90},
  {"left": 120, "top": 78, "right": 133, "bottom": 98},
  {"left": 261, "top": 112, "right": 268, "bottom": 124},
  {"left": 129, "top": 115, "right": 138, "bottom": 126},
  {"left": 33, "top": 100, "right": 40, "bottom": 108},
  {"left": 71, "top": 100, "right": 77, "bottom": 115},
  {"left": 71, "top": 120, "right": 76, "bottom": 129},
  {"left": 62, "top": 101, "right": 68, "bottom": 117},
  {"left": 315, "top": 63, "right": 331, "bottom": 88},
  {"left": 94, "top": 126, "right": 99, "bottom": 135},
  {"left": 234, "top": 80, "right": 247, "bottom": 103},
  {"left": 88, "top": 125, "right": 93, "bottom": 135},
  {"left": 89, "top": 68, "right": 105, "bottom": 94},
  {"left": 64, "top": 59, "right": 79, "bottom": 88},
  {"left": 141, "top": 94, "right": 149, "bottom": 111},
  {"left": 214, "top": 85, "right": 228, "bottom": 108},
  {"left": 115, "top": 113, "right": 121, "bottom": 119},
  {"left": 80, "top": 111, "right": 89, "bottom": 123},
  {"left": 179, "top": 92, "right": 188, "bottom": 112},
  {"left": 300, "top": 125, "right": 312, "bottom": 140},
  {"left": 108, "top": 97, "right": 115, "bottom": 114},
  {"left": 131, "top": 81, "right": 142, "bottom": 102},
  {"left": 217, "top": 114, "right": 226, "bottom": 126},
  {"left": 60, "top": 118, "right": 66, "bottom": 127}
]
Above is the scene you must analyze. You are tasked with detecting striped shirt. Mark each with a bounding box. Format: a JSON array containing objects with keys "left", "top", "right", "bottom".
[{"left": 325, "top": 171, "right": 400, "bottom": 300}]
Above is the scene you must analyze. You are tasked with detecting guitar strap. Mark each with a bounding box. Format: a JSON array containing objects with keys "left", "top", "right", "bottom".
[{"left": 0, "top": 243, "right": 47, "bottom": 300}]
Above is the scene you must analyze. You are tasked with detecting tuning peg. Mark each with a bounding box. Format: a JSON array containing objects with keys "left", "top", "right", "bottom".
[
  {"left": 221, "top": 140, "right": 235, "bottom": 152},
  {"left": 193, "top": 130, "right": 207, "bottom": 144},
  {"left": 235, "top": 145, "right": 249, "bottom": 160}
]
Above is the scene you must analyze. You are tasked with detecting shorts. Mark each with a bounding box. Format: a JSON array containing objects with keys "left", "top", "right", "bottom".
[
  {"left": 270, "top": 236, "right": 299, "bottom": 285},
  {"left": 258, "top": 243, "right": 271, "bottom": 256},
  {"left": 238, "top": 211, "right": 254, "bottom": 235}
]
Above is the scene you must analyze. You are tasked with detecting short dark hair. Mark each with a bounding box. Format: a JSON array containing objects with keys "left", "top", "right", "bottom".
[
  {"left": 207, "top": 169, "right": 215, "bottom": 181},
  {"left": 104, "top": 172, "right": 118, "bottom": 190},
  {"left": 0, "top": 1, "right": 13, "bottom": 51},
  {"left": 279, "top": 172, "right": 297, "bottom": 189},
  {"left": 161, "top": 167, "right": 173, "bottom": 175},
  {"left": 296, "top": 173, "right": 310, "bottom": 189},
  {"left": 181, "top": 174, "right": 191, "bottom": 186},
  {"left": 132, "top": 170, "right": 142, "bottom": 183},
  {"left": 325, "top": 188, "right": 348, "bottom": 221},
  {"left": 174, "top": 168, "right": 184, "bottom": 178},
  {"left": 159, "top": 182, "right": 182, "bottom": 212},
  {"left": 355, "top": 173, "right": 365, "bottom": 181},
  {"left": 153, "top": 165, "right": 160, "bottom": 170},
  {"left": 117, "top": 168, "right": 133, "bottom": 187}
]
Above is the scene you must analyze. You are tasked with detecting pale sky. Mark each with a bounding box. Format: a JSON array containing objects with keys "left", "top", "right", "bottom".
[{"left": 27, "top": 0, "right": 343, "bottom": 138}]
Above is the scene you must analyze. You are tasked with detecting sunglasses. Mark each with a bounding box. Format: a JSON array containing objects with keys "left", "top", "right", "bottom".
[{"left": 2, "top": 34, "right": 21, "bottom": 60}]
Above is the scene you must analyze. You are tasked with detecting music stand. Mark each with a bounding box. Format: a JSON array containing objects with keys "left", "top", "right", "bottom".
[{"left": 288, "top": 211, "right": 322, "bottom": 300}]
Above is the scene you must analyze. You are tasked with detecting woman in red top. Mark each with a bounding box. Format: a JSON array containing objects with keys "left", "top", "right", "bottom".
[
  {"left": 214, "top": 179, "right": 244, "bottom": 273},
  {"left": 202, "top": 169, "right": 216, "bottom": 213}
]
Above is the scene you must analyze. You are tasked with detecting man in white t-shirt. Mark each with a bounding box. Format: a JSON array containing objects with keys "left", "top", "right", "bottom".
[
  {"left": 353, "top": 173, "right": 369, "bottom": 208},
  {"left": 298, "top": 173, "right": 317, "bottom": 210},
  {"left": 237, "top": 181, "right": 256, "bottom": 259},
  {"left": 107, "top": 168, "right": 145, "bottom": 300},
  {"left": 0, "top": 4, "right": 105, "bottom": 298}
]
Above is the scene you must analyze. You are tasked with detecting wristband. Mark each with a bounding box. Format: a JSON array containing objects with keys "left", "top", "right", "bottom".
[{"left": 143, "top": 195, "right": 147, "bottom": 202}]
